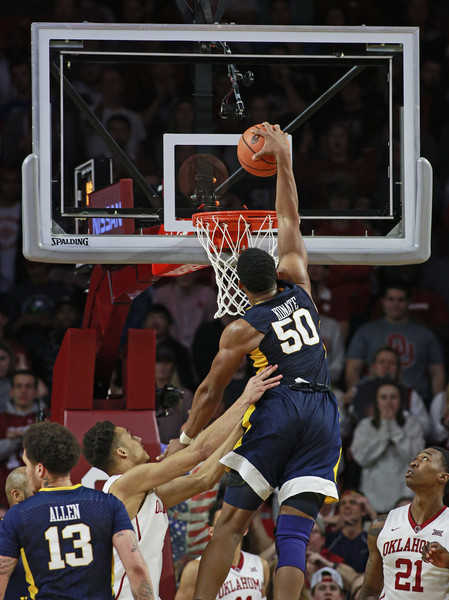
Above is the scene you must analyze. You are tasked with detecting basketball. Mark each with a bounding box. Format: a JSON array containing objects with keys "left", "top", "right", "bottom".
[
  {"left": 177, "top": 153, "right": 229, "bottom": 197},
  {"left": 237, "top": 123, "right": 277, "bottom": 177}
]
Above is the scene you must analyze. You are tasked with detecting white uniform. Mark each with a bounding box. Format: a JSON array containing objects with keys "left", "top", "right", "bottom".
[
  {"left": 377, "top": 504, "right": 449, "bottom": 599},
  {"left": 204, "top": 550, "right": 265, "bottom": 600},
  {"left": 103, "top": 475, "right": 168, "bottom": 600}
]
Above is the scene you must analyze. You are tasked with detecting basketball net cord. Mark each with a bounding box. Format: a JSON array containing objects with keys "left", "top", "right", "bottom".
[{"left": 195, "top": 213, "right": 278, "bottom": 317}]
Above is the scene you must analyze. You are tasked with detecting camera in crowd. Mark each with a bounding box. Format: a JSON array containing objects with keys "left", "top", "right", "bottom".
[{"left": 155, "top": 384, "right": 184, "bottom": 417}]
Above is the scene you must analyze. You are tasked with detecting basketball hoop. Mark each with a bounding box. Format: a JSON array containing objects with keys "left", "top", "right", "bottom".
[{"left": 192, "top": 211, "right": 278, "bottom": 317}]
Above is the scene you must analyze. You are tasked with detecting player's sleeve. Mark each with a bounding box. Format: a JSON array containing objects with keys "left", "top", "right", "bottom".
[
  {"left": 0, "top": 507, "right": 21, "bottom": 558},
  {"left": 107, "top": 493, "right": 135, "bottom": 535}
]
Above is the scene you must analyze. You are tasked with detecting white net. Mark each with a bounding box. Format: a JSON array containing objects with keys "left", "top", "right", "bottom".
[{"left": 194, "top": 212, "right": 278, "bottom": 317}]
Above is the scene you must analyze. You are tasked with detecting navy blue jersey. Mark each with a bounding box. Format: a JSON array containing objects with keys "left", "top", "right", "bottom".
[
  {"left": 241, "top": 280, "right": 330, "bottom": 386},
  {"left": 0, "top": 485, "right": 133, "bottom": 600}
]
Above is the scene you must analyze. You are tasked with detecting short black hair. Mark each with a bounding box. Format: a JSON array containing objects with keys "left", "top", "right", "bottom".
[
  {"left": 236, "top": 248, "right": 277, "bottom": 294},
  {"left": 11, "top": 369, "right": 37, "bottom": 387},
  {"left": 430, "top": 447, "right": 449, "bottom": 498},
  {"left": 23, "top": 422, "right": 81, "bottom": 475},
  {"left": 83, "top": 420, "right": 119, "bottom": 473}
]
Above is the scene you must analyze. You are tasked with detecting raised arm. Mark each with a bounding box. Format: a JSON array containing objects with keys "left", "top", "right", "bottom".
[
  {"left": 113, "top": 366, "right": 281, "bottom": 510},
  {"left": 252, "top": 122, "right": 310, "bottom": 292},
  {"left": 165, "top": 317, "right": 264, "bottom": 456},
  {"left": 358, "top": 515, "right": 386, "bottom": 600},
  {"left": 113, "top": 529, "right": 154, "bottom": 600}
]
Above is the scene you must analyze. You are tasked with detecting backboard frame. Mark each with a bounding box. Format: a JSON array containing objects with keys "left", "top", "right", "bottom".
[{"left": 23, "top": 23, "right": 431, "bottom": 265}]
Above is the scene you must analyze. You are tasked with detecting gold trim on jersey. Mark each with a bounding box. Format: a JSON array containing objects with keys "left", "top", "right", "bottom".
[
  {"left": 39, "top": 484, "right": 82, "bottom": 492},
  {"left": 233, "top": 404, "right": 256, "bottom": 451},
  {"left": 21, "top": 547, "right": 37, "bottom": 599},
  {"left": 249, "top": 347, "right": 269, "bottom": 372},
  {"left": 325, "top": 447, "right": 343, "bottom": 504}
]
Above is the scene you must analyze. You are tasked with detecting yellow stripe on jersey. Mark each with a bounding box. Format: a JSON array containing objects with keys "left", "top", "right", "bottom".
[
  {"left": 39, "top": 484, "right": 82, "bottom": 492},
  {"left": 249, "top": 347, "right": 269, "bottom": 372},
  {"left": 233, "top": 403, "right": 256, "bottom": 451},
  {"left": 111, "top": 554, "right": 115, "bottom": 596},
  {"left": 324, "top": 447, "right": 342, "bottom": 504},
  {"left": 21, "top": 547, "right": 37, "bottom": 599}
]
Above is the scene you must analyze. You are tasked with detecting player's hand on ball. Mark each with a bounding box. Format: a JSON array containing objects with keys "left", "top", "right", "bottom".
[{"left": 252, "top": 122, "right": 289, "bottom": 161}]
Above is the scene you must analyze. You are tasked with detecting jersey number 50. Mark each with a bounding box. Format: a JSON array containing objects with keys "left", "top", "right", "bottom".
[
  {"left": 45, "top": 524, "right": 93, "bottom": 570},
  {"left": 272, "top": 308, "right": 320, "bottom": 354}
]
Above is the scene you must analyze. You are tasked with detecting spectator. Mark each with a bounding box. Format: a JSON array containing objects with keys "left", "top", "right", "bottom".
[
  {"left": 307, "top": 265, "right": 350, "bottom": 340},
  {"left": 152, "top": 272, "right": 217, "bottom": 349},
  {"left": 310, "top": 566, "right": 345, "bottom": 600},
  {"left": 344, "top": 345, "right": 431, "bottom": 439},
  {"left": 0, "top": 341, "right": 14, "bottom": 414},
  {"left": 0, "top": 60, "right": 32, "bottom": 167},
  {"left": 295, "top": 121, "right": 378, "bottom": 209},
  {"left": 84, "top": 67, "right": 147, "bottom": 160},
  {"left": 350, "top": 380, "right": 425, "bottom": 513},
  {"left": 429, "top": 382, "right": 449, "bottom": 447},
  {"left": 0, "top": 370, "right": 39, "bottom": 507},
  {"left": 345, "top": 284, "right": 446, "bottom": 405},
  {"left": 0, "top": 166, "right": 22, "bottom": 295},
  {"left": 325, "top": 490, "right": 372, "bottom": 574},
  {"left": 306, "top": 517, "right": 358, "bottom": 592},
  {"left": 192, "top": 313, "right": 235, "bottom": 382},
  {"left": 142, "top": 303, "right": 195, "bottom": 392}
]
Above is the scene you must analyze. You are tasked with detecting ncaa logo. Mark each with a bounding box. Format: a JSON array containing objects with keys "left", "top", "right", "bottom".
[{"left": 251, "top": 134, "right": 260, "bottom": 144}]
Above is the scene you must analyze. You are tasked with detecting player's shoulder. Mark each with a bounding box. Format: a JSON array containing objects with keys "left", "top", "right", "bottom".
[{"left": 367, "top": 512, "right": 389, "bottom": 539}]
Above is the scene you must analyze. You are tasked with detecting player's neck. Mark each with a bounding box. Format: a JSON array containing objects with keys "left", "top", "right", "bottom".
[
  {"left": 41, "top": 475, "right": 72, "bottom": 488},
  {"left": 248, "top": 286, "right": 278, "bottom": 306},
  {"left": 231, "top": 545, "right": 243, "bottom": 568},
  {"left": 410, "top": 493, "right": 445, "bottom": 525}
]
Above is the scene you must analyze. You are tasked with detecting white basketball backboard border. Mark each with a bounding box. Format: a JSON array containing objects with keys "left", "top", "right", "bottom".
[{"left": 23, "top": 23, "right": 431, "bottom": 265}]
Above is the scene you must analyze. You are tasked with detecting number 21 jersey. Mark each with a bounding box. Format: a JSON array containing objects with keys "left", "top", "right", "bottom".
[{"left": 378, "top": 504, "right": 449, "bottom": 599}]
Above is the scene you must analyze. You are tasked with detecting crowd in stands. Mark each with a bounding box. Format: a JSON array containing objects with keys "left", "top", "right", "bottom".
[{"left": 2, "top": 0, "right": 449, "bottom": 598}]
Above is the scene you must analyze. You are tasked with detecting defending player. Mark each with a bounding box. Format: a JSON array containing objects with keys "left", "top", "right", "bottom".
[
  {"left": 165, "top": 123, "right": 341, "bottom": 600},
  {"left": 175, "top": 498, "right": 270, "bottom": 600},
  {"left": 82, "top": 366, "right": 281, "bottom": 600},
  {"left": 0, "top": 421, "right": 153, "bottom": 600},
  {"left": 358, "top": 446, "right": 449, "bottom": 599}
]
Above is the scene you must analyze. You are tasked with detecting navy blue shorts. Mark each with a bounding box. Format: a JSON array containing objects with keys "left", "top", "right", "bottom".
[{"left": 220, "top": 386, "right": 341, "bottom": 509}]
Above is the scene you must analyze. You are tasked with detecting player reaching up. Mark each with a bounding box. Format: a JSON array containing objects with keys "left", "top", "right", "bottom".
[{"left": 166, "top": 122, "right": 341, "bottom": 600}]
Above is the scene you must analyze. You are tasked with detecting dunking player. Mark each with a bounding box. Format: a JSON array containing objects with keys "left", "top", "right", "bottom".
[
  {"left": 166, "top": 123, "right": 341, "bottom": 600},
  {"left": 359, "top": 447, "right": 449, "bottom": 599},
  {"left": 83, "top": 367, "right": 281, "bottom": 600},
  {"left": 0, "top": 421, "right": 154, "bottom": 600}
]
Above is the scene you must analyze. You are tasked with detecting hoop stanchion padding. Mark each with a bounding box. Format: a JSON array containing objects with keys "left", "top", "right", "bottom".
[{"left": 192, "top": 211, "right": 278, "bottom": 317}]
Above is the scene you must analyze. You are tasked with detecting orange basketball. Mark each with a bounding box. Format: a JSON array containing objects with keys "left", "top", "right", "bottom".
[{"left": 237, "top": 123, "right": 277, "bottom": 177}]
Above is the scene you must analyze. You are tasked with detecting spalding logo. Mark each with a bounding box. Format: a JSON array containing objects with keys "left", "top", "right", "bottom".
[{"left": 251, "top": 134, "right": 260, "bottom": 144}]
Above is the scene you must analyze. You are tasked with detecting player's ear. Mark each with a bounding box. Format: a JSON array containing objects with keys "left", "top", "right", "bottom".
[{"left": 116, "top": 446, "right": 128, "bottom": 459}]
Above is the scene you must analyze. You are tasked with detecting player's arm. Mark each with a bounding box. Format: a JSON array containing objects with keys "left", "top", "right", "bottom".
[
  {"left": 113, "top": 366, "right": 281, "bottom": 503},
  {"left": 261, "top": 556, "right": 271, "bottom": 597},
  {"left": 156, "top": 421, "right": 241, "bottom": 508},
  {"left": 358, "top": 515, "right": 386, "bottom": 600},
  {"left": 113, "top": 529, "right": 155, "bottom": 600},
  {"left": 0, "top": 556, "right": 19, "bottom": 600},
  {"left": 174, "top": 559, "right": 200, "bottom": 600},
  {"left": 166, "top": 318, "right": 264, "bottom": 456},
  {"left": 252, "top": 122, "right": 309, "bottom": 292}
]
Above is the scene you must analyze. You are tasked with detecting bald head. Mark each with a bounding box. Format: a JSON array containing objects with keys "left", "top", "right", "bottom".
[{"left": 5, "top": 467, "right": 33, "bottom": 507}]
